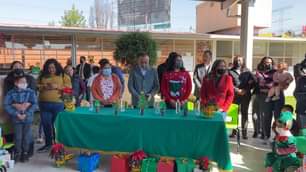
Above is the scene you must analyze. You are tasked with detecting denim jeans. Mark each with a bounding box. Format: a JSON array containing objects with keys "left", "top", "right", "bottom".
[
  {"left": 39, "top": 102, "right": 64, "bottom": 146},
  {"left": 14, "top": 123, "right": 32, "bottom": 154}
]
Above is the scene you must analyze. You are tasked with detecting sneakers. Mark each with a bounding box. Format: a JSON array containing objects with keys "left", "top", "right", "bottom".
[
  {"left": 14, "top": 153, "right": 21, "bottom": 163},
  {"left": 252, "top": 132, "right": 258, "bottom": 138},
  {"left": 265, "top": 97, "right": 271, "bottom": 102},
  {"left": 36, "top": 137, "right": 44, "bottom": 144},
  {"left": 229, "top": 129, "right": 237, "bottom": 138},
  {"left": 271, "top": 96, "right": 280, "bottom": 101},
  {"left": 20, "top": 152, "right": 29, "bottom": 162},
  {"left": 37, "top": 145, "right": 51, "bottom": 153}
]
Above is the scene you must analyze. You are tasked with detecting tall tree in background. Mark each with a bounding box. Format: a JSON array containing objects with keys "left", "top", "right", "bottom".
[
  {"left": 60, "top": 4, "right": 86, "bottom": 27},
  {"left": 89, "top": 6, "right": 96, "bottom": 28},
  {"left": 88, "top": 0, "right": 115, "bottom": 29}
]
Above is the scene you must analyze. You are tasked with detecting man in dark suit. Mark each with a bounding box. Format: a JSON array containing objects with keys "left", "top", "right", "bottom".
[
  {"left": 76, "top": 56, "right": 92, "bottom": 100},
  {"left": 76, "top": 56, "right": 92, "bottom": 81}
]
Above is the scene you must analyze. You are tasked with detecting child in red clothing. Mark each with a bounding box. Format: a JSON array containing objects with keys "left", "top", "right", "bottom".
[{"left": 161, "top": 52, "right": 192, "bottom": 109}]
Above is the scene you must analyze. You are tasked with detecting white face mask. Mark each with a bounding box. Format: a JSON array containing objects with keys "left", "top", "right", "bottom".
[{"left": 17, "top": 83, "right": 28, "bottom": 90}]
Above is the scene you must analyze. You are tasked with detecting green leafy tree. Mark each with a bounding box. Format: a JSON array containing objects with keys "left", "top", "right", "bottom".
[
  {"left": 114, "top": 32, "right": 157, "bottom": 65},
  {"left": 60, "top": 5, "right": 86, "bottom": 27}
]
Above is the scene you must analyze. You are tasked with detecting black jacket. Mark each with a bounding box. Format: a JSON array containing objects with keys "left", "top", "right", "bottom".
[
  {"left": 76, "top": 63, "right": 92, "bottom": 80},
  {"left": 229, "top": 67, "right": 256, "bottom": 103}
]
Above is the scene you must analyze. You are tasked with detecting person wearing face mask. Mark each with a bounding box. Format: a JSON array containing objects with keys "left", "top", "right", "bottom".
[
  {"left": 193, "top": 50, "right": 212, "bottom": 100},
  {"left": 2, "top": 61, "right": 37, "bottom": 158},
  {"left": 128, "top": 52, "right": 159, "bottom": 108},
  {"left": 4, "top": 61, "right": 37, "bottom": 96},
  {"left": 200, "top": 60, "right": 234, "bottom": 117},
  {"left": 255, "top": 57, "right": 280, "bottom": 141},
  {"left": 294, "top": 59, "right": 306, "bottom": 130},
  {"left": 228, "top": 56, "right": 256, "bottom": 139},
  {"left": 64, "top": 65, "right": 86, "bottom": 106},
  {"left": 161, "top": 52, "right": 192, "bottom": 109},
  {"left": 4, "top": 71, "right": 38, "bottom": 163},
  {"left": 92, "top": 59, "right": 122, "bottom": 107},
  {"left": 76, "top": 56, "right": 92, "bottom": 100},
  {"left": 99, "top": 58, "right": 125, "bottom": 98}
]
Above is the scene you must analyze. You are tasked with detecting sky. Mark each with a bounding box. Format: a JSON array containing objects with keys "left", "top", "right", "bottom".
[{"left": 0, "top": 0, "right": 305, "bottom": 33}]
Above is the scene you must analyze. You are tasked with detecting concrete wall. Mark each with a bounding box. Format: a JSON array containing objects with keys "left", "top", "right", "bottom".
[{"left": 196, "top": 0, "right": 272, "bottom": 34}]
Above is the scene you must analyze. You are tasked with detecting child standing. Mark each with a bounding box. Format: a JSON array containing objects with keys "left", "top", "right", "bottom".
[
  {"left": 4, "top": 70, "right": 38, "bottom": 163},
  {"left": 266, "top": 62, "right": 293, "bottom": 102}
]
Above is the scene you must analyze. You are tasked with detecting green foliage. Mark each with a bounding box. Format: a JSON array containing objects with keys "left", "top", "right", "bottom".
[
  {"left": 60, "top": 4, "right": 86, "bottom": 27},
  {"left": 114, "top": 32, "right": 157, "bottom": 65}
]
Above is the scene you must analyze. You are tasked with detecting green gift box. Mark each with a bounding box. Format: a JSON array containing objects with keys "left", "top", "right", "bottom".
[
  {"left": 141, "top": 158, "right": 157, "bottom": 172},
  {"left": 176, "top": 158, "right": 196, "bottom": 172}
]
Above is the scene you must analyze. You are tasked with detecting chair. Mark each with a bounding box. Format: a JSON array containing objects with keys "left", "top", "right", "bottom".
[
  {"left": 225, "top": 104, "right": 240, "bottom": 152},
  {"left": 296, "top": 136, "right": 306, "bottom": 154}
]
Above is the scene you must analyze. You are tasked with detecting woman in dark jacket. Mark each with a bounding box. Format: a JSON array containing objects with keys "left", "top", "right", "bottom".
[
  {"left": 4, "top": 61, "right": 36, "bottom": 95},
  {"left": 229, "top": 56, "right": 256, "bottom": 139}
]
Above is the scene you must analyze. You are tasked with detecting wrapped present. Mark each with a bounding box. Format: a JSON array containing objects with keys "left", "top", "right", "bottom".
[
  {"left": 157, "top": 158, "right": 174, "bottom": 172},
  {"left": 110, "top": 154, "right": 129, "bottom": 172},
  {"left": 128, "top": 150, "right": 147, "bottom": 169},
  {"left": 141, "top": 158, "right": 157, "bottom": 172},
  {"left": 78, "top": 153, "right": 100, "bottom": 172},
  {"left": 176, "top": 158, "right": 196, "bottom": 172}
]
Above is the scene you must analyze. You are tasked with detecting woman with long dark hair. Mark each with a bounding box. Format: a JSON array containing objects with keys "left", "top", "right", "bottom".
[
  {"left": 255, "top": 56, "right": 280, "bottom": 140},
  {"left": 161, "top": 52, "right": 192, "bottom": 109},
  {"left": 37, "top": 58, "right": 71, "bottom": 152},
  {"left": 200, "top": 59, "right": 234, "bottom": 117}
]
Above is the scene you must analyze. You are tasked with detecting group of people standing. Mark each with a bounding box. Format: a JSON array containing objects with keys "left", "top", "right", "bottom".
[{"left": 2, "top": 50, "right": 306, "bottom": 163}]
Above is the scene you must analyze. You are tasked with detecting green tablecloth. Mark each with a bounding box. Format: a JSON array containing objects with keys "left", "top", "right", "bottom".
[{"left": 55, "top": 107, "right": 233, "bottom": 170}]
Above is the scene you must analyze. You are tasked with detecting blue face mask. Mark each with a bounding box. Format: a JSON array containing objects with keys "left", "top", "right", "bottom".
[{"left": 102, "top": 68, "right": 112, "bottom": 77}]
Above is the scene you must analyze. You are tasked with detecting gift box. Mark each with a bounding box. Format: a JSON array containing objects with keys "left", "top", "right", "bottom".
[
  {"left": 176, "top": 158, "right": 196, "bottom": 172},
  {"left": 110, "top": 154, "right": 129, "bottom": 172},
  {"left": 157, "top": 159, "right": 174, "bottom": 172},
  {"left": 141, "top": 158, "right": 157, "bottom": 172},
  {"left": 77, "top": 153, "right": 100, "bottom": 172}
]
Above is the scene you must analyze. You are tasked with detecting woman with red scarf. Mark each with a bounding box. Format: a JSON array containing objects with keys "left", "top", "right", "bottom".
[
  {"left": 161, "top": 52, "right": 192, "bottom": 109},
  {"left": 200, "top": 60, "right": 234, "bottom": 116}
]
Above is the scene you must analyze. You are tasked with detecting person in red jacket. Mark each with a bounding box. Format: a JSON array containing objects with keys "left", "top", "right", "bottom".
[
  {"left": 161, "top": 52, "right": 192, "bottom": 109},
  {"left": 201, "top": 59, "right": 234, "bottom": 114}
]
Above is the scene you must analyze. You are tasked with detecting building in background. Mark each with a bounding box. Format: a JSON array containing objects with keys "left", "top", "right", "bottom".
[
  {"left": 0, "top": 24, "right": 305, "bottom": 72},
  {"left": 196, "top": 0, "right": 272, "bottom": 35},
  {"left": 118, "top": 0, "right": 171, "bottom": 30}
]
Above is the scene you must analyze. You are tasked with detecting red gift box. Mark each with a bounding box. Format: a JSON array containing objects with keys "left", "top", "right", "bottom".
[
  {"left": 157, "top": 159, "right": 174, "bottom": 172},
  {"left": 110, "top": 154, "right": 129, "bottom": 172}
]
